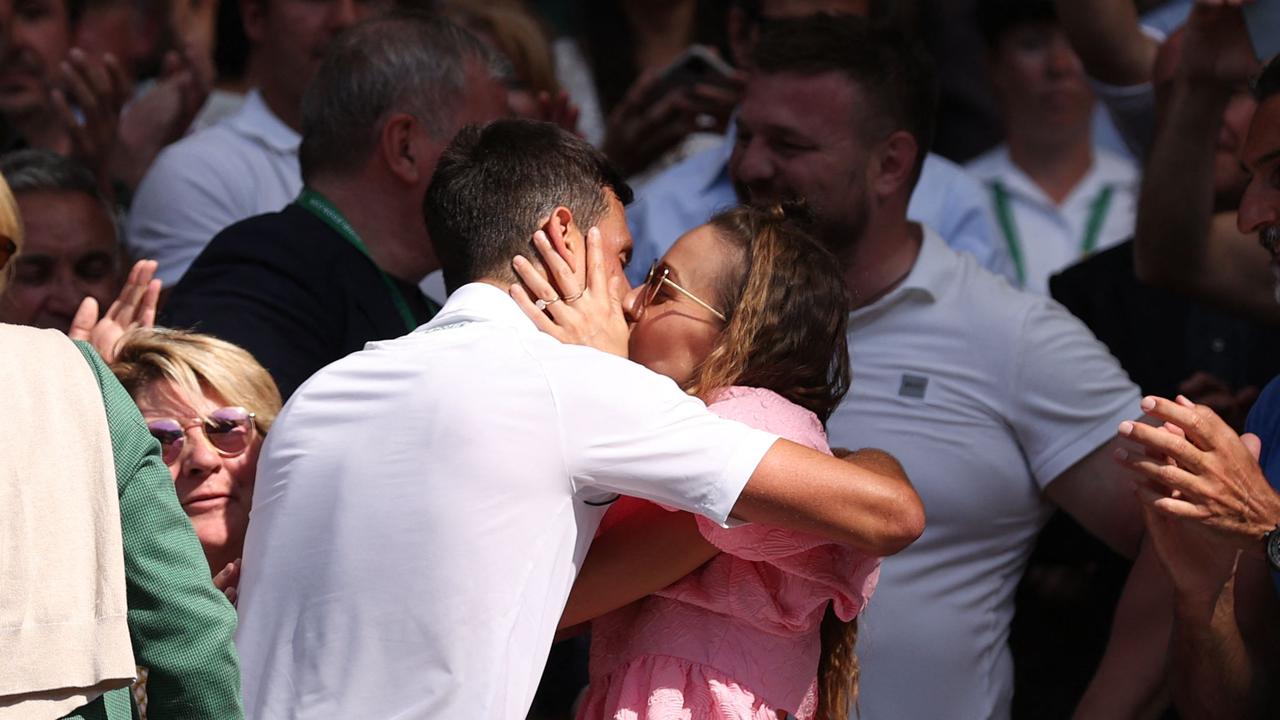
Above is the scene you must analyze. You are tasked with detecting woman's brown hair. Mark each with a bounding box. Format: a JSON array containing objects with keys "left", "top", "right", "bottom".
[{"left": 684, "top": 204, "right": 859, "bottom": 718}]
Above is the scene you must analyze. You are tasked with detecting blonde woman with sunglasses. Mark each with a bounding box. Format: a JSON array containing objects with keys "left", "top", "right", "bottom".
[
  {"left": 0, "top": 172, "right": 242, "bottom": 718},
  {"left": 110, "top": 328, "right": 283, "bottom": 603}
]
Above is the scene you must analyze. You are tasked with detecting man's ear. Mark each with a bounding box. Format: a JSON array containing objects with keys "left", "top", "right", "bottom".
[
  {"left": 240, "top": 0, "right": 268, "bottom": 44},
  {"left": 869, "top": 130, "right": 920, "bottom": 201},
  {"left": 381, "top": 113, "right": 427, "bottom": 185},
  {"left": 539, "top": 206, "right": 584, "bottom": 277}
]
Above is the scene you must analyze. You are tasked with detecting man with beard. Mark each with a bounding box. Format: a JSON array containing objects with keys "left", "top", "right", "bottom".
[
  {"left": 731, "top": 15, "right": 1169, "bottom": 718},
  {"left": 1112, "top": 6, "right": 1280, "bottom": 713}
]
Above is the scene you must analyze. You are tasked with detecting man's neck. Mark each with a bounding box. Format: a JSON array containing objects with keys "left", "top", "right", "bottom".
[
  {"left": 839, "top": 217, "right": 924, "bottom": 311},
  {"left": 258, "top": 83, "right": 302, "bottom": 133},
  {"left": 1007, "top": 129, "right": 1094, "bottom": 206},
  {"left": 309, "top": 175, "right": 436, "bottom": 284}
]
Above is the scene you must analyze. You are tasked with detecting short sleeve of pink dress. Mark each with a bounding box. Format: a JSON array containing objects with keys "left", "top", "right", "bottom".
[{"left": 579, "top": 387, "right": 881, "bottom": 720}]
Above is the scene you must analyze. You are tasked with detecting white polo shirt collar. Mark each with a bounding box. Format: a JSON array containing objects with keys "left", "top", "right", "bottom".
[
  {"left": 971, "top": 145, "right": 1130, "bottom": 213},
  {"left": 850, "top": 226, "right": 951, "bottom": 321},
  {"left": 227, "top": 89, "right": 301, "bottom": 155},
  {"left": 418, "top": 281, "right": 539, "bottom": 334}
]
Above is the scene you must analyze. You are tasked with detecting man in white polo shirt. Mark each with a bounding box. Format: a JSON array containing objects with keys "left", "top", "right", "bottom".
[
  {"left": 966, "top": 0, "right": 1138, "bottom": 295},
  {"left": 732, "top": 16, "right": 1164, "bottom": 719},
  {"left": 125, "top": 0, "right": 390, "bottom": 285},
  {"left": 233, "top": 118, "right": 924, "bottom": 719}
]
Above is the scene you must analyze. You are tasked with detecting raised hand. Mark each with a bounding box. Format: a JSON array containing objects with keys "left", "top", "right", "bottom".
[
  {"left": 1180, "top": 0, "right": 1260, "bottom": 83},
  {"left": 53, "top": 48, "right": 131, "bottom": 192},
  {"left": 68, "top": 259, "right": 162, "bottom": 363},
  {"left": 602, "top": 68, "right": 744, "bottom": 176},
  {"left": 113, "top": 46, "right": 212, "bottom": 191},
  {"left": 213, "top": 558, "right": 241, "bottom": 606},
  {"left": 1116, "top": 394, "right": 1280, "bottom": 552},
  {"left": 533, "top": 90, "right": 581, "bottom": 136},
  {"left": 509, "top": 226, "right": 630, "bottom": 357}
]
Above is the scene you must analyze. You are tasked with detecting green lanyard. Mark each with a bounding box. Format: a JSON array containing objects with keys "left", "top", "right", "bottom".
[
  {"left": 991, "top": 181, "right": 1114, "bottom": 287},
  {"left": 295, "top": 188, "right": 423, "bottom": 333}
]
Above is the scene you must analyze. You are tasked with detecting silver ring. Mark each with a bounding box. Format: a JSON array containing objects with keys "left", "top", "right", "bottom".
[
  {"left": 563, "top": 289, "right": 586, "bottom": 303},
  {"left": 534, "top": 296, "right": 560, "bottom": 310}
]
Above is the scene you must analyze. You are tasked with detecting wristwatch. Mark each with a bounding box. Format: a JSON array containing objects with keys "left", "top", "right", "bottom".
[{"left": 1267, "top": 524, "right": 1280, "bottom": 573}]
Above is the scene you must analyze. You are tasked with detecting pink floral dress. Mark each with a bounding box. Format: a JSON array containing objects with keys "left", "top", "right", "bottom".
[{"left": 577, "top": 387, "right": 881, "bottom": 720}]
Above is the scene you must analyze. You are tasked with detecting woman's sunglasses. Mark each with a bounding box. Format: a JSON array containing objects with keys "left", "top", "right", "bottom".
[
  {"left": 637, "top": 261, "right": 727, "bottom": 322},
  {"left": 147, "top": 406, "right": 257, "bottom": 466},
  {"left": 0, "top": 236, "right": 16, "bottom": 270}
]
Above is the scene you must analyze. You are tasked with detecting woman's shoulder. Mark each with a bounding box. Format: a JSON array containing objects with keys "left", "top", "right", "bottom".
[{"left": 706, "top": 386, "right": 829, "bottom": 453}]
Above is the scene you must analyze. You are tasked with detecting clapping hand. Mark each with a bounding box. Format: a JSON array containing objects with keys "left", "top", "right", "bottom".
[
  {"left": 1115, "top": 394, "right": 1280, "bottom": 553},
  {"left": 68, "top": 259, "right": 161, "bottom": 363},
  {"left": 53, "top": 48, "right": 131, "bottom": 193},
  {"left": 113, "top": 45, "right": 212, "bottom": 191},
  {"left": 602, "top": 68, "right": 744, "bottom": 176}
]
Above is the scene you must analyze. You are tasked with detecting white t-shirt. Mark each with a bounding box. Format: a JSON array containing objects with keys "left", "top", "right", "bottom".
[
  {"left": 828, "top": 229, "right": 1141, "bottom": 720},
  {"left": 125, "top": 89, "right": 302, "bottom": 286},
  {"left": 234, "top": 283, "right": 778, "bottom": 719},
  {"left": 966, "top": 145, "right": 1138, "bottom": 295}
]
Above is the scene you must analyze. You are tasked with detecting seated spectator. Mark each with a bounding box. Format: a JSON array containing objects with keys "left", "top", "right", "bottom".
[
  {"left": 0, "top": 0, "right": 131, "bottom": 188},
  {"left": 0, "top": 150, "right": 123, "bottom": 333},
  {"left": 967, "top": 0, "right": 1137, "bottom": 294},
  {"left": 0, "top": 168, "right": 243, "bottom": 720},
  {"left": 554, "top": 0, "right": 741, "bottom": 181},
  {"left": 126, "top": 0, "right": 390, "bottom": 285},
  {"left": 111, "top": 327, "right": 283, "bottom": 600},
  {"left": 624, "top": 0, "right": 1016, "bottom": 287},
  {"left": 160, "top": 13, "right": 508, "bottom": 399}
]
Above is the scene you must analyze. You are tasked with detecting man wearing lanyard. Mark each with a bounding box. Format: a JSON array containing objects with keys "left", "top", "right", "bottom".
[
  {"left": 162, "top": 15, "right": 509, "bottom": 399},
  {"left": 966, "top": 0, "right": 1138, "bottom": 295}
]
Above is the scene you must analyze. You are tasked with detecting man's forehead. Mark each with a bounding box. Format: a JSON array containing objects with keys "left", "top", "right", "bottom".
[
  {"left": 1243, "top": 96, "right": 1280, "bottom": 168},
  {"left": 761, "top": 0, "right": 869, "bottom": 18},
  {"left": 742, "top": 71, "right": 855, "bottom": 127}
]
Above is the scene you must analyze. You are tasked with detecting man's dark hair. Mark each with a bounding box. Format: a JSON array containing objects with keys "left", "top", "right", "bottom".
[
  {"left": 1254, "top": 54, "right": 1280, "bottom": 104},
  {"left": 0, "top": 149, "right": 118, "bottom": 245},
  {"left": 426, "top": 119, "right": 633, "bottom": 294},
  {"left": 751, "top": 14, "right": 937, "bottom": 182},
  {"left": 974, "top": 0, "right": 1057, "bottom": 50},
  {"left": 1, "top": 149, "right": 107, "bottom": 205},
  {"left": 299, "top": 12, "right": 506, "bottom": 182}
]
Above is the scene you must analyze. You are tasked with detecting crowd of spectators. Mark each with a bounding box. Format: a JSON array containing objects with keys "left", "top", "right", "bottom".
[{"left": 3, "top": 0, "right": 1280, "bottom": 718}]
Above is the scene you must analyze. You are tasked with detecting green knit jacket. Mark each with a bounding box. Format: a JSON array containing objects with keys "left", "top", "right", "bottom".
[{"left": 61, "top": 342, "right": 244, "bottom": 720}]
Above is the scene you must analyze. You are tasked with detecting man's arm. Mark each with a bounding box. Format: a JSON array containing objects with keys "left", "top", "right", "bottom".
[
  {"left": 1054, "top": 0, "right": 1159, "bottom": 86},
  {"left": 1139, "top": 491, "right": 1275, "bottom": 718},
  {"left": 731, "top": 443, "right": 924, "bottom": 555},
  {"left": 561, "top": 448, "right": 912, "bottom": 629},
  {"left": 1046, "top": 433, "right": 1171, "bottom": 719},
  {"left": 1131, "top": 3, "right": 1277, "bottom": 321}
]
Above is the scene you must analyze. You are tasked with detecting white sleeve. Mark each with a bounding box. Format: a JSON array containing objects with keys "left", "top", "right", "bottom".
[
  {"left": 544, "top": 348, "right": 777, "bottom": 524},
  {"left": 1009, "top": 299, "right": 1143, "bottom": 488},
  {"left": 124, "top": 140, "right": 248, "bottom": 285}
]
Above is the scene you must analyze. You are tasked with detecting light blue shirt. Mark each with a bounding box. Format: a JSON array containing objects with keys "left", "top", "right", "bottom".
[{"left": 625, "top": 124, "right": 1015, "bottom": 286}]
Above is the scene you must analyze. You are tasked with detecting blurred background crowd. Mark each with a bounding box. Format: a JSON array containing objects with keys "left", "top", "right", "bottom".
[{"left": 3, "top": 0, "right": 1280, "bottom": 718}]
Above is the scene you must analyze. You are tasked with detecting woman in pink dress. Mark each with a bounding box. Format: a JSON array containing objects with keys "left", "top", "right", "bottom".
[{"left": 561, "top": 205, "right": 887, "bottom": 720}]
